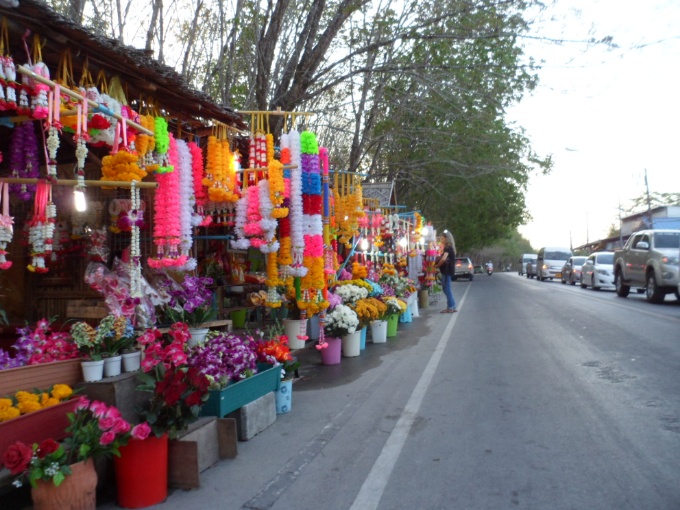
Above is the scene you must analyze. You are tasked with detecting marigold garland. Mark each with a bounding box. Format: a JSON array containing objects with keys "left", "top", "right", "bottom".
[{"left": 101, "top": 149, "right": 147, "bottom": 182}]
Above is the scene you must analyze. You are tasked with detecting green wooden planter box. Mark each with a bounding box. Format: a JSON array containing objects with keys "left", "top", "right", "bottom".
[{"left": 200, "top": 363, "right": 280, "bottom": 418}]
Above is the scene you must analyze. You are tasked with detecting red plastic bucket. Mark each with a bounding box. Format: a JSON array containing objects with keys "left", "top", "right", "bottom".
[{"left": 114, "top": 434, "right": 168, "bottom": 508}]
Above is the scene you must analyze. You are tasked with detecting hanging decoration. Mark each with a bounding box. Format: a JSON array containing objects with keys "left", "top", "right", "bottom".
[
  {"left": 149, "top": 133, "right": 186, "bottom": 268},
  {"left": 277, "top": 133, "right": 293, "bottom": 272},
  {"left": 8, "top": 121, "right": 40, "bottom": 200},
  {"left": 189, "top": 140, "right": 210, "bottom": 226},
  {"left": 129, "top": 181, "right": 143, "bottom": 298},
  {"left": 0, "top": 181, "right": 14, "bottom": 270},
  {"left": 287, "top": 128, "right": 306, "bottom": 278},
  {"left": 27, "top": 181, "right": 55, "bottom": 273},
  {"left": 135, "top": 114, "right": 159, "bottom": 173},
  {"left": 1, "top": 18, "right": 18, "bottom": 111},
  {"left": 176, "top": 138, "right": 197, "bottom": 271},
  {"left": 299, "top": 130, "right": 325, "bottom": 304}
]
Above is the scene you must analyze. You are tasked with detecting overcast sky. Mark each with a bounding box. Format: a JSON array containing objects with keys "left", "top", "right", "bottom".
[{"left": 508, "top": 0, "right": 680, "bottom": 250}]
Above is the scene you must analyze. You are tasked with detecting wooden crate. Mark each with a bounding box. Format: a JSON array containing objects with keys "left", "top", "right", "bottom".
[
  {"left": 0, "top": 359, "right": 83, "bottom": 396},
  {"left": 66, "top": 299, "right": 108, "bottom": 319}
]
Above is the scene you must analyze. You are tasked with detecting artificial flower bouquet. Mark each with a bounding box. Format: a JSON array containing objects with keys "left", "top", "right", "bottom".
[
  {"left": 156, "top": 273, "right": 216, "bottom": 328},
  {"left": 352, "top": 298, "right": 381, "bottom": 329},
  {"left": 323, "top": 304, "right": 359, "bottom": 338},
  {"left": 363, "top": 298, "right": 388, "bottom": 322},
  {"left": 382, "top": 297, "right": 406, "bottom": 317},
  {"left": 0, "top": 384, "right": 74, "bottom": 423},
  {"left": 0, "top": 319, "right": 79, "bottom": 370},
  {"left": 334, "top": 283, "right": 369, "bottom": 306},
  {"left": 187, "top": 330, "right": 259, "bottom": 389},
  {"left": 254, "top": 325, "right": 300, "bottom": 381},
  {"left": 136, "top": 323, "right": 210, "bottom": 439},
  {"left": 71, "top": 315, "right": 133, "bottom": 360},
  {"left": 2, "top": 398, "right": 150, "bottom": 488}
]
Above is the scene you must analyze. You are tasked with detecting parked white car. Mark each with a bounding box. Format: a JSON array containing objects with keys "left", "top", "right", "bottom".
[{"left": 581, "top": 251, "right": 615, "bottom": 290}]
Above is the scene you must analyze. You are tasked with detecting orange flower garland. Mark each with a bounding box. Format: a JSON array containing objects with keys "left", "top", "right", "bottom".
[
  {"left": 203, "top": 136, "right": 239, "bottom": 203},
  {"left": 101, "top": 149, "right": 147, "bottom": 182}
]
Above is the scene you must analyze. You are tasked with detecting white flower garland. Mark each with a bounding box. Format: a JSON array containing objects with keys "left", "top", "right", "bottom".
[
  {"left": 130, "top": 182, "right": 143, "bottom": 297},
  {"left": 258, "top": 179, "right": 280, "bottom": 253},
  {"left": 176, "top": 139, "right": 197, "bottom": 270},
  {"left": 231, "top": 192, "right": 251, "bottom": 250},
  {"left": 288, "top": 129, "right": 307, "bottom": 277}
]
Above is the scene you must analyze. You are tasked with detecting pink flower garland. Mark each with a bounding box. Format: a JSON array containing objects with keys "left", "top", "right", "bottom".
[
  {"left": 149, "top": 134, "right": 187, "bottom": 268},
  {"left": 189, "top": 140, "right": 211, "bottom": 226}
]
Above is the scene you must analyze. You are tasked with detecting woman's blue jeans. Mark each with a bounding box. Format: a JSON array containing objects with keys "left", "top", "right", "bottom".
[{"left": 443, "top": 274, "right": 456, "bottom": 309}]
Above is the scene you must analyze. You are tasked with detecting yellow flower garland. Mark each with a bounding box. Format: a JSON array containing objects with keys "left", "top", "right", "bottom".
[
  {"left": 278, "top": 237, "right": 292, "bottom": 266},
  {"left": 268, "top": 159, "right": 289, "bottom": 218},
  {"left": 101, "top": 150, "right": 147, "bottom": 182}
]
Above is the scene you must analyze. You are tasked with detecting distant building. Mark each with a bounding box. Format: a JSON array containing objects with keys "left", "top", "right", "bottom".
[{"left": 575, "top": 205, "right": 680, "bottom": 253}]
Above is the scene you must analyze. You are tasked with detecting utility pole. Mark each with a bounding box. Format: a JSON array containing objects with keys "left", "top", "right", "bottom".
[{"left": 644, "top": 168, "right": 653, "bottom": 228}]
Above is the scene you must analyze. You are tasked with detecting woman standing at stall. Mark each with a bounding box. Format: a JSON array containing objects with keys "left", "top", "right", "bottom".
[{"left": 435, "top": 230, "right": 457, "bottom": 313}]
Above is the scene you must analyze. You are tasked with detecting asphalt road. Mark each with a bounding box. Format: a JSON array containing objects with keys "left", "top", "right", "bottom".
[{"left": 97, "top": 273, "right": 680, "bottom": 510}]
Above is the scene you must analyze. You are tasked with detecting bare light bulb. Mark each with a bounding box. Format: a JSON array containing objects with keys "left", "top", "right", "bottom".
[
  {"left": 398, "top": 237, "right": 408, "bottom": 248},
  {"left": 360, "top": 239, "right": 369, "bottom": 251},
  {"left": 74, "top": 189, "right": 87, "bottom": 212}
]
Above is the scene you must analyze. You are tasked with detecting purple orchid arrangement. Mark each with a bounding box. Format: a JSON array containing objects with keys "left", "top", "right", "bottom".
[
  {"left": 186, "top": 332, "right": 258, "bottom": 389},
  {"left": 157, "top": 274, "right": 215, "bottom": 328}
]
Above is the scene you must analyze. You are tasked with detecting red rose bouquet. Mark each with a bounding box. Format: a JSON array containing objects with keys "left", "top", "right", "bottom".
[{"left": 136, "top": 323, "right": 210, "bottom": 439}]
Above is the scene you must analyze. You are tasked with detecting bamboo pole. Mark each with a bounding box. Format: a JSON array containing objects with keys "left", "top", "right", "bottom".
[
  {"left": 0, "top": 178, "right": 158, "bottom": 189},
  {"left": 16, "top": 65, "right": 154, "bottom": 136}
]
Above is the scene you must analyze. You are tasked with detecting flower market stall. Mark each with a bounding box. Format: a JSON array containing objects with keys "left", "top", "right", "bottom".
[{"left": 0, "top": 1, "right": 445, "bottom": 507}]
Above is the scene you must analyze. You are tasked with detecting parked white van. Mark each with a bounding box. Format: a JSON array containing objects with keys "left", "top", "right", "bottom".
[{"left": 536, "top": 247, "right": 572, "bottom": 281}]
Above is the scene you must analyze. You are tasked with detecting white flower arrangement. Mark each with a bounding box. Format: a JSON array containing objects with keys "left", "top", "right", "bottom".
[
  {"left": 323, "top": 304, "right": 359, "bottom": 338},
  {"left": 334, "top": 284, "right": 368, "bottom": 305}
]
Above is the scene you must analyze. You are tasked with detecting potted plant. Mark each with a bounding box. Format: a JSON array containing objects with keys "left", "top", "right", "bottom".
[
  {"left": 365, "top": 298, "right": 388, "bottom": 343},
  {"left": 255, "top": 323, "right": 300, "bottom": 414},
  {"left": 323, "top": 304, "right": 359, "bottom": 359},
  {"left": 382, "top": 297, "right": 405, "bottom": 338},
  {"left": 116, "top": 323, "right": 210, "bottom": 508},
  {"left": 71, "top": 315, "right": 131, "bottom": 379},
  {"left": 157, "top": 274, "right": 216, "bottom": 346},
  {"left": 185, "top": 329, "right": 280, "bottom": 418},
  {"left": 2, "top": 398, "right": 148, "bottom": 510}
]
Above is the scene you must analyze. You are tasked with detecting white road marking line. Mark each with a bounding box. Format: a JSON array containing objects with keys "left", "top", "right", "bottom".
[{"left": 349, "top": 285, "right": 471, "bottom": 510}]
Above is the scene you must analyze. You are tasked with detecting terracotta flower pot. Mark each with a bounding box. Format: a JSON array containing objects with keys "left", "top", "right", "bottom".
[{"left": 31, "top": 459, "right": 97, "bottom": 510}]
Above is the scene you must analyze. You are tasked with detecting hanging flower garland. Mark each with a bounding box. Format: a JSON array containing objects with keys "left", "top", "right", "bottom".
[
  {"left": 135, "top": 114, "right": 159, "bottom": 173},
  {"left": 268, "top": 159, "right": 288, "bottom": 219},
  {"left": 287, "top": 129, "right": 306, "bottom": 277},
  {"left": 30, "top": 61, "right": 50, "bottom": 120},
  {"left": 277, "top": 133, "right": 293, "bottom": 271},
  {"left": 0, "top": 182, "right": 14, "bottom": 270},
  {"left": 188, "top": 140, "right": 210, "bottom": 226},
  {"left": 231, "top": 190, "right": 250, "bottom": 250},
  {"left": 8, "top": 121, "right": 40, "bottom": 201},
  {"left": 3, "top": 55, "right": 18, "bottom": 111},
  {"left": 154, "top": 116, "right": 171, "bottom": 173},
  {"left": 299, "top": 131, "right": 324, "bottom": 295},
  {"left": 27, "top": 181, "right": 55, "bottom": 273},
  {"left": 149, "top": 133, "right": 185, "bottom": 268},
  {"left": 129, "top": 181, "right": 143, "bottom": 297},
  {"left": 242, "top": 184, "right": 264, "bottom": 248},
  {"left": 266, "top": 133, "right": 274, "bottom": 162},
  {"left": 202, "top": 135, "right": 238, "bottom": 205},
  {"left": 258, "top": 178, "right": 280, "bottom": 253},
  {"left": 176, "top": 139, "right": 197, "bottom": 271}
]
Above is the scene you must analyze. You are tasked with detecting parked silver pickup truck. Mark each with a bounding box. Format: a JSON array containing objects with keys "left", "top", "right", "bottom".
[{"left": 613, "top": 229, "right": 680, "bottom": 303}]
